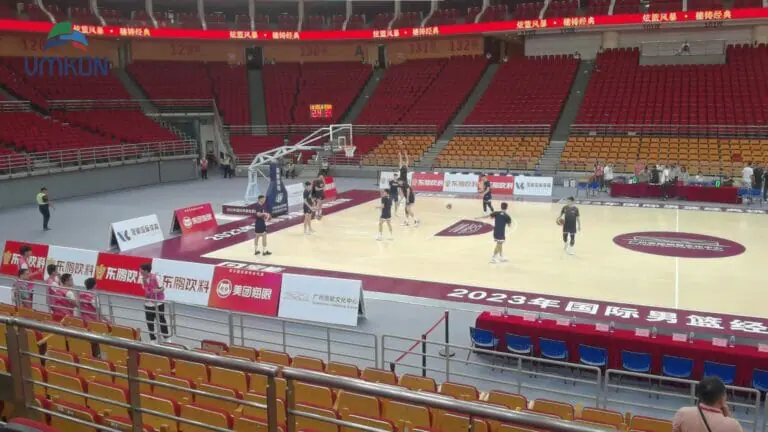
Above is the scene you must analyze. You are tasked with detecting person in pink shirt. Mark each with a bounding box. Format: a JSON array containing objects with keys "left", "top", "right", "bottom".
[
  {"left": 594, "top": 160, "right": 605, "bottom": 192},
  {"left": 79, "top": 277, "right": 100, "bottom": 322},
  {"left": 139, "top": 263, "right": 170, "bottom": 343},
  {"left": 200, "top": 157, "right": 209, "bottom": 180},
  {"left": 13, "top": 268, "right": 34, "bottom": 308},
  {"left": 49, "top": 273, "right": 77, "bottom": 320},
  {"left": 17, "top": 245, "right": 41, "bottom": 308},
  {"left": 673, "top": 377, "right": 743, "bottom": 432}
]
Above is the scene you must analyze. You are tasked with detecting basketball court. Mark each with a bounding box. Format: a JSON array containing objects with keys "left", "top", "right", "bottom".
[{"left": 200, "top": 193, "right": 767, "bottom": 320}]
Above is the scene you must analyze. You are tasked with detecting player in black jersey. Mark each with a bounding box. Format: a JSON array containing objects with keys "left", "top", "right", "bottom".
[
  {"left": 398, "top": 147, "right": 409, "bottom": 183},
  {"left": 253, "top": 195, "right": 272, "bottom": 256},
  {"left": 401, "top": 180, "right": 419, "bottom": 227},
  {"left": 558, "top": 197, "right": 581, "bottom": 255},
  {"left": 302, "top": 181, "right": 316, "bottom": 235},
  {"left": 312, "top": 174, "right": 326, "bottom": 220},
  {"left": 480, "top": 174, "right": 495, "bottom": 215},
  {"left": 489, "top": 202, "right": 512, "bottom": 263},
  {"left": 389, "top": 174, "right": 401, "bottom": 216},
  {"left": 376, "top": 189, "right": 393, "bottom": 241}
]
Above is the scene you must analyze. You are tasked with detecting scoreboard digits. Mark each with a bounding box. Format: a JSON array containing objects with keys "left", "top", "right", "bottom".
[{"left": 310, "top": 104, "right": 333, "bottom": 119}]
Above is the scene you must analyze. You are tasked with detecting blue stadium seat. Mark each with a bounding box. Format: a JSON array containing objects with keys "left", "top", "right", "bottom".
[
  {"left": 703, "top": 361, "right": 736, "bottom": 386},
  {"left": 661, "top": 355, "right": 693, "bottom": 379},
  {"left": 578, "top": 345, "right": 607, "bottom": 368},
  {"left": 751, "top": 369, "right": 768, "bottom": 392},
  {"left": 467, "top": 327, "right": 499, "bottom": 364},
  {"left": 621, "top": 351, "right": 651, "bottom": 373},
  {"left": 504, "top": 333, "right": 532, "bottom": 356},
  {"left": 538, "top": 338, "right": 568, "bottom": 361}
]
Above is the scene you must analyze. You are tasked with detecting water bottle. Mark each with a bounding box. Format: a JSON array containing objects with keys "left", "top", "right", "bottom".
[
  {"left": 609, "top": 321, "right": 615, "bottom": 333},
  {"left": 728, "top": 336, "right": 736, "bottom": 347},
  {"left": 651, "top": 326, "right": 658, "bottom": 339},
  {"left": 503, "top": 307, "right": 509, "bottom": 316},
  {"left": 536, "top": 313, "right": 542, "bottom": 322},
  {"left": 688, "top": 331, "right": 695, "bottom": 343},
  {"left": 570, "top": 316, "right": 576, "bottom": 327}
]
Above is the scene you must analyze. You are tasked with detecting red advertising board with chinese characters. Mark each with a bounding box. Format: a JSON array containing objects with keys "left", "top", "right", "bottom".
[
  {"left": 171, "top": 203, "right": 218, "bottom": 235},
  {"left": 207, "top": 266, "right": 282, "bottom": 316},
  {"left": 0, "top": 8, "right": 763, "bottom": 42},
  {"left": 411, "top": 172, "right": 446, "bottom": 193},
  {"left": 94, "top": 252, "right": 153, "bottom": 297},
  {"left": 487, "top": 175, "right": 516, "bottom": 195},
  {"left": 0, "top": 240, "right": 48, "bottom": 281},
  {"left": 324, "top": 176, "right": 338, "bottom": 200}
]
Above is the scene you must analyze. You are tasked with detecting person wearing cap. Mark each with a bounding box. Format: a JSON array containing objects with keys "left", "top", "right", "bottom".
[
  {"left": 36, "top": 187, "right": 52, "bottom": 231},
  {"left": 673, "top": 376, "right": 742, "bottom": 432}
]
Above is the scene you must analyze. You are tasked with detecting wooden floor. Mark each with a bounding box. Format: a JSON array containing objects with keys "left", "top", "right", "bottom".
[{"left": 204, "top": 196, "right": 767, "bottom": 318}]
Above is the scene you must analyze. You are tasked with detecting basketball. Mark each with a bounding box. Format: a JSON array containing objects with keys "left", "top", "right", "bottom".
[
  {"left": 446, "top": 203, "right": 452, "bottom": 210},
  {"left": 556, "top": 218, "right": 564, "bottom": 226}
]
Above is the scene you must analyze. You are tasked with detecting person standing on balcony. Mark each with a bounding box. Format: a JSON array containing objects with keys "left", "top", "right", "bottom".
[
  {"left": 36, "top": 187, "right": 52, "bottom": 231},
  {"left": 199, "top": 157, "right": 208, "bottom": 180}
]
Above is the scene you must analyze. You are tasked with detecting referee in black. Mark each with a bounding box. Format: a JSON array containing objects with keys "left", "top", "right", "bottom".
[{"left": 36, "top": 187, "right": 52, "bottom": 231}]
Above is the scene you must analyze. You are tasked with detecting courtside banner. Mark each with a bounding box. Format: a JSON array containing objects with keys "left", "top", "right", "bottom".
[
  {"left": 278, "top": 274, "right": 363, "bottom": 326},
  {"left": 109, "top": 214, "right": 164, "bottom": 252},
  {"left": 513, "top": 175, "right": 554, "bottom": 197},
  {"left": 488, "top": 175, "right": 516, "bottom": 195},
  {"left": 170, "top": 203, "right": 217, "bottom": 235},
  {"left": 378, "top": 171, "right": 414, "bottom": 189},
  {"left": 286, "top": 183, "right": 304, "bottom": 208},
  {"left": 207, "top": 266, "right": 282, "bottom": 316},
  {"left": 411, "top": 172, "right": 445, "bottom": 192},
  {"left": 0, "top": 241, "right": 48, "bottom": 281},
  {"left": 443, "top": 173, "right": 479, "bottom": 194},
  {"left": 324, "top": 176, "right": 338, "bottom": 200},
  {"left": 47, "top": 246, "right": 99, "bottom": 287},
  {"left": 94, "top": 252, "right": 152, "bottom": 297},
  {"left": 152, "top": 258, "right": 214, "bottom": 306}
]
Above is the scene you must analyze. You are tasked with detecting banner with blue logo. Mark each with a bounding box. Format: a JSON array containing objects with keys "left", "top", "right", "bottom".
[{"left": 266, "top": 162, "right": 288, "bottom": 217}]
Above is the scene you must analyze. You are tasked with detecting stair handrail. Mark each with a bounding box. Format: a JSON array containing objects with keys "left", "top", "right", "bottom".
[{"left": 212, "top": 99, "right": 235, "bottom": 163}]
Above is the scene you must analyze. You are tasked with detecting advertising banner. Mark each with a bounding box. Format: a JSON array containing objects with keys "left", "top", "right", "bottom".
[
  {"left": 151, "top": 258, "right": 215, "bottom": 306},
  {"left": 207, "top": 266, "right": 282, "bottom": 316},
  {"left": 323, "top": 176, "right": 338, "bottom": 200},
  {"left": 170, "top": 203, "right": 217, "bottom": 235},
  {"left": 278, "top": 274, "right": 363, "bottom": 326},
  {"left": 411, "top": 172, "right": 445, "bottom": 192},
  {"left": 443, "top": 173, "right": 479, "bottom": 194},
  {"left": 487, "top": 175, "right": 516, "bottom": 195},
  {"left": 378, "top": 171, "right": 413, "bottom": 189},
  {"left": 109, "top": 214, "right": 164, "bottom": 252},
  {"left": 514, "top": 176, "right": 554, "bottom": 197},
  {"left": 94, "top": 252, "right": 153, "bottom": 297},
  {"left": 286, "top": 183, "right": 304, "bottom": 208},
  {"left": 0, "top": 241, "right": 48, "bottom": 281},
  {"left": 46, "top": 246, "right": 99, "bottom": 287},
  {"left": 265, "top": 161, "right": 289, "bottom": 217}
]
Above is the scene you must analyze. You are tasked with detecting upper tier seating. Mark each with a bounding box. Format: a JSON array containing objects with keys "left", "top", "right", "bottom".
[
  {"left": 262, "top": 62, "right": 372, "bottom": 125},
  {"left": 576, "top": 45, "right": 768, "bottom": 127},
  {"left": 0, "top": 112, "right": 117, "bottom": 153},
  {"left": 465, "top": 55, "right": 578, "bottom": 129},
  {"left": 356, "top": 57, "right": 486, "bottom": 132},
  {"left": 51, "top": 110, "right": 181, "bottom": 143},
  {"left": 0, "top": 61, "right": 49, "bottom": 108},
  {"left": 126, "top": 60, "right": 249, "bottom": 124},
  {"left": 435, "top": 136, "right": 548, "bottom": 170},
  {"left": 0, "top": 302, "right": 676, "bottom": 432}
]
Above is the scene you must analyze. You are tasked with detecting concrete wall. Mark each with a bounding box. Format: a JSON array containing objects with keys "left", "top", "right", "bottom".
[{"left": 0, "top": 157, "right": 197, "bottom": 210}]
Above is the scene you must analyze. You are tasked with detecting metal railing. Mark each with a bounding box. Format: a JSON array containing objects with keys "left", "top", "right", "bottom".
[
  {"left": 605, "top": 370, "right": 761, "bottom": 432},
  {"left": 640, "top": 39, "right": 727, "bottom": 57},
  {"left": 0, "top": 101, "right": 32, "bottom": 112},
  {"left": 0, "top": 316, "right": 606, "bottom": 432},
  {"left": 48, "top": 99, "right": 216, "bottom": 113},
  {"left": 0, "top": 140, "right": 196, "bottom": 175},
  {"left": 455, "top": 124, "right": 552, "bottom": 136},
  {"left": 570, "top": 124, "right": 768, "bottom": 139},
  {"left": 226, "top": 124, "right": 438, "bottom": 136}
]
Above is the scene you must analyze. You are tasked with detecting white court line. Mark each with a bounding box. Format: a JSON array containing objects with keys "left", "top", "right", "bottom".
[
  {"left": 215, "top": 213, "right": 246, "bottom": 222},
  {"left": 675, "top": 207, "right": 680, "bottom": 308}
]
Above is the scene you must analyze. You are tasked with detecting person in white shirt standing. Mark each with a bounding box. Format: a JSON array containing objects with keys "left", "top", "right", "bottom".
[
  {"left": 742, "top": 162, "right": 754, "bottom": 189},
  {"left": 661, "top": 165, "right": 672, "bottom": 200},
  {"left": 603, "top": 163, "right": 614, "bottom": 192}
]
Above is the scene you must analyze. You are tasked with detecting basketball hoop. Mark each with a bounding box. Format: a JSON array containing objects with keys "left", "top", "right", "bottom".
[{"left": 342, "top": 145, "right": 357, "bottom": 158}]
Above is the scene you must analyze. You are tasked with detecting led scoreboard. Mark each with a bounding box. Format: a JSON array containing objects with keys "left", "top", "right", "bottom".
[{"left": 310, "top": 104, "right": 333, "bottom": 119}]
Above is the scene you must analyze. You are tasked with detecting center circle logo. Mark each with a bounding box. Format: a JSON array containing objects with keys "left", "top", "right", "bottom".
[
  {"left": 216, "top": 279, "right": 233, "bottom": 298},
  {"left": 613, "top": 231, "right": 746, "bottom": 258},
  {"left": 182, "top": 217, "right": 193, "bottom": 228},
  {"left": 435, "top": 219, "right": 493, "bottom": 237}
]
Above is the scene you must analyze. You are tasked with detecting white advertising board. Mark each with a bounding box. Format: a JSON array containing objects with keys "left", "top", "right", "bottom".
[
  {"left": 443, "top": 173, "right": 479, "bottom": 193},
  {"left": 0, "top": 285, "right": 12, "bottom": 305},
  {"left": 378, "top": 171, "right": 413, "bottom": 189},
  {"left": 151, "top": 258, "right": 215, "bottom": 306},
  {"left": 513, "top": 176, "right": 554, "bottom": 197},
  {"left": 47, "top": 246, "right": 99, "bottom": 287},
  {"left": 109, "top": 214, "right": 164, "bottom": 252},
  {"left": 278, "top": 273, "right": 364, "bottom": 326},
  {"left": 286, "top": 183, "right": 305, "bottom": 208}
]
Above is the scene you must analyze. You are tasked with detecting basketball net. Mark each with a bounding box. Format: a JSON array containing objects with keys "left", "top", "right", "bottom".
[{"left": 343, "top": 145, "right": 357, "bottom": 158}]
